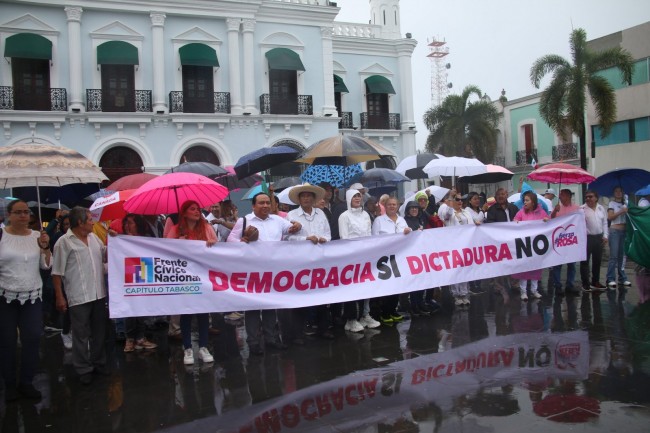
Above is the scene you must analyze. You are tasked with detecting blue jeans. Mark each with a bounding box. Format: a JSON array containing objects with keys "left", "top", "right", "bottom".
[
  {"left": 0, "top": 298, "right": 43, "bottom": 386},
  {"left": 552, "top": 262, "right": 576, "bottom": 291},
  {"left": 607, "top": 228, "right": 628, "bottom": 283}
]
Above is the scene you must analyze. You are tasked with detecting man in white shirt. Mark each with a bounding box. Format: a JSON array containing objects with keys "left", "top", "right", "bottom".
[
  {"left": 580, "top": 190, "right": 608, "bottom": 291},
  {"left": 205, "top": 203, "right": 233, "bottom": 242},
  {"left": 551, "top": 189, "right": 580, "bottom": 295},
  {"left": 52, "top": 207, "right": 107, "bottom": 385},
  {"left": 227, "top": 193, "right": 301, "bottom": 355},
  {"left": 284, "top": 184, "right": 334, "bottom": 340}
]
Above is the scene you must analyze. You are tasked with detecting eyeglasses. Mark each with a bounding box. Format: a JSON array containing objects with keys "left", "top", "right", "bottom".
[
  {"left": 454, "top": 197, "right": 463, "bottom": 201},
  {"left": 10, "top": 210, "right": 30, "bottom": 215}
]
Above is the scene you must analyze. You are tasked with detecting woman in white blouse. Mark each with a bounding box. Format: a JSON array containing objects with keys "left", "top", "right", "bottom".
[
  {"left": 440, "top": 193, "right": 477, "bottom": 306},
  {"left": 0, "top": 199, "right": 52, "bottom": 401},
  {"left": 372, "top": 197, "right": 412, "bottom": 324}
]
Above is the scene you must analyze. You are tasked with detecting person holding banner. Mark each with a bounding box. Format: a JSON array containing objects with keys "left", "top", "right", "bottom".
[
  {"left": 512, "top": 191, "right": 549, "bottom": 301},
  {"left": 166, "top": 200, "right": 216, "bottom": 366},
  {"left": 485, "top": 188, "right": 519, "bottom": 301},
  {"left": 580, "top": 190, "right": 608, "bottom": 292},
  {"left": 550, "top": 189, "right": 580, "bottom": 296},
  {"left": 227, "top": 193, "right": 302, "bottom": 355},
  {"left": 372, "top": 197, "right": 412, "bottom": 324},
  {"left": 439, "top": 192, "right": 477, "bottom": 306},
  {"left": 339, "top": 189, "right": 380, "bottom": 332}
]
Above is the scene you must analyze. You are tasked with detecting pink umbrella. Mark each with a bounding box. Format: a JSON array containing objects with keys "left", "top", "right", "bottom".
[
  {"left": 527, "top": 162, "right": 596, "bottom": 184},
  {"left": 106, "top": 173, "right": 158, "bottom": 191},
  {"left": 458, "top": 164, "right": 514, "bottom": 184},
  {"left": 90, "top": 189, "right": 135, "bottom": 221},
  {"left": 123, "top": 172, "right": 229, "bottom": 215}
]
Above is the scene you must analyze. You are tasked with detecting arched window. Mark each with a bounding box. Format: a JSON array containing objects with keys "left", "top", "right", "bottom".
[
  {"left": 180, "top": 145, "right": 220, "bottom": 165},
  {"left": 99, "top": 146, "right": 144, "bottom": 185}
]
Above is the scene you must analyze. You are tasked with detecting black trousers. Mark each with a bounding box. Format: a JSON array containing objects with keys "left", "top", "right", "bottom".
[{"left": 580, "top": 234, "right": 604, "bottom": 286}]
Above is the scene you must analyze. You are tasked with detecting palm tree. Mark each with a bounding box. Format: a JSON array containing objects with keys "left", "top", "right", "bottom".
[
  {"left": 530, "top": 28, "right": 633, "bottom": 172},
  {"left": 423, "top": 85, "right": 500, "bottom": 162}
]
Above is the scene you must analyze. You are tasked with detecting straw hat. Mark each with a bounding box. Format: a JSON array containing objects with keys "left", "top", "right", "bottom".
[{"left": 288, "top": 183, "right": 325, "bottom": 204}]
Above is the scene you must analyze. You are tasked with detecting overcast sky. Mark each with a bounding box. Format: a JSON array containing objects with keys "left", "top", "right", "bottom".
[{"left": 335, "top": 0, "right": 649, "bottom": 150}]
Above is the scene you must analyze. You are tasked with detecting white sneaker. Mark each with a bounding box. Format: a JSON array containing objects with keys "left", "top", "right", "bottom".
[
  {"left": 454, "top": 298, "right": 464, "bottom": 306},
  {"left": 622, "top": 280, "right": 632, "bottom": 286},
  {"left": 607, "top": 281, "right": 617, "bottom": 288},
  {"left": 532, "top": 291, "right": 542, "bottom": 299},
  {"left": 521, "top": 293, "right": 529, "bottom": 301},
  {"left": 344, "top": 320, "right": 364, "bottom": 333},
  {"left": 183, "top": 348, "right": 194, "bottom": 365},
  {"left": 359, "top": 315, "right": 380, "bottom": 329},
  {"left": 61, "top": 333, "right": 72, "bottom": 350},
  {"left": 463, "top": 297, "right": 471, "bottom": 305},
  {"left": 198, "top": 347, "right": 214, "bottom": 363}
]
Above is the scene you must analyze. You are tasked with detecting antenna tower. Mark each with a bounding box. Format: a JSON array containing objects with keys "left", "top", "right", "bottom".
[{"left": 427, "top": 37, "right": 450, "bottom": 107}]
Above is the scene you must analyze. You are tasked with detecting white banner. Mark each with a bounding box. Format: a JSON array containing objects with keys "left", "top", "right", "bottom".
[
  {"left": 108, "top": 213, "right": 586, "bottom": 318},
  {"left": 158, "top": 331, "right": 589, "bottom": 433}
]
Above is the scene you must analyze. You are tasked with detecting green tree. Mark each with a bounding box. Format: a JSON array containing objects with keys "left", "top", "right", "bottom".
[
  {"left": 423, "top": 85, "right": 500, "bottom": 162},
  {"left": 530, "top": 28, "right": 633, "bottom": 171}
]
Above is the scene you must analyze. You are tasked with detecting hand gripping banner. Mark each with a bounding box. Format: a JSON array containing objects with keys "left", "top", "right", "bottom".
[{"left": 108, "top": 213, "right": 586, "bottom": 317}]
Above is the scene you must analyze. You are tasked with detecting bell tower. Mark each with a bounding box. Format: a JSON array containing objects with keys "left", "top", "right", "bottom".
[{"left": 369, "top": 0, "right": 402, "bottom": 39}]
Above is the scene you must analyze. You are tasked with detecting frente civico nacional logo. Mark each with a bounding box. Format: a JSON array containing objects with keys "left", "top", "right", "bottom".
[{"left": 123, "top": 257, "right": 202, "bottom": 296}]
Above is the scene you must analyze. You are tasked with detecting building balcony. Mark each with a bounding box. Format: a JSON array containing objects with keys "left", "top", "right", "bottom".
[
  {"left": 338, "top": 111, "right": 353, "bottom": 129},
  {"left": 169, "top": 91, "right": 231, "bottom": 114},
  {"left": 259, "top": 94, "right": 313, "bottom": 115},
  {"left": 515, "top": 149, "right": 538, "bottom": 166},
  {"left": 0, "top": 86, "right": 67, "bottom": 111},
  {"left": 552, "top": 142, "right": 579, "bottom": 161},
  {"left": 360, "top": 112, "right": 401, "bottom": 130},
  {"left": 86, "top": 89, "right": 152, "bottom": 112}
]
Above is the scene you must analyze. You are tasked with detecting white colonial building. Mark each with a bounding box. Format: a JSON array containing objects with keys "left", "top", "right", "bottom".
[{"left": 0, "top": 0, "right": 417, "bottom": 183}]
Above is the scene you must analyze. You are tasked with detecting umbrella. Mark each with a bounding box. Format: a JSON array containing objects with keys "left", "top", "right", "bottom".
[
  {"left": 422, "top": 156, "right": 487, "bottom": 178},
  {"left": 637, "top": 184, "right": 650, "bottom": 196},
  {"left": 300, "top": 164, "right": 363, "bottom": 188},
  {"left": 90, "top": 189, "right": 135, "bottom": 222},
  {"left": 589, "top": 168, "right": 650, "bottom": 197},
  {"left": 395, "top": 153, "right": 439, "bottom": 180},
  {"left": 165, "top": 161, "right": 228, "bottom": 177},
  {"left": 508, "top": 192, "right": 552, "bottom": 213},
  {"left": 533, "top": 394, "right": 600, "bottom": 423},
  {"left": 276, "top": 186, "right": 297, "bottom": 205},
  {"left": 345, "top": 168, "right": 410, "bottom": 190},
  {"left": 527, "top": 162, "right": 596, "bottom": 184},
  {"left": 0, "top": 143, "right": 107, "bottom": 224},
  {"left": 106, "top": 173, "right": 158, "bottom": 191},
  {"left": 458, "top": 164, "right": 514, "bottom": 184},
  {"left": 215, "top": 166, "right": 262, "bottom": 191},
  {"left": 296, "top": 135, "right": 393, "bottom": 165},
  {"left": 123, "top": 172, "right": 229, "bottom": 215},
  {"left": 12, "top": 183, "right": 101, "bottom": 207},
  {"left": 242, "top": 184, "right": 264, "bottom": 200},
  {"left": 272, "top": 176, "right": 303, "bottom": 191},
  {"left": 234, "top": 146, "right": 300, "bottom": 179}
]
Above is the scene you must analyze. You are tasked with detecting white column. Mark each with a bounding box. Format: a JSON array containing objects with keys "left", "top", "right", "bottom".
[
  {"left": 396, "top": 40, "right": 416, "bottom": 130},
  {"left": 150, "top": 12, "right": 167, "bottom": 114},
  {"left": 241, "top": 19, "right": 258, "bottom": 114},
  {"left": 226, "top": 18, "right": 243, "bottom": 114},
  {"left": 65, "top": 7, "right": 83, "bottom": 112},
  {"left": 320, "top": 26, "right": 338, "bottom": 117}
]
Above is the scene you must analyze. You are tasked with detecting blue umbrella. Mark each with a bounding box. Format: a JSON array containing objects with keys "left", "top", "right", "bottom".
[
  {"left": 300, "top": 164, "right": 363, "bottom": 188},
  {"left": 588, "top": 168, "right": 650, "bottom": 197},
  {"left": 637, "top": 184, "right": 650, "bottom": 196},
  {"left": 241, "top": 184, "right": 264, "bottom": 200}
]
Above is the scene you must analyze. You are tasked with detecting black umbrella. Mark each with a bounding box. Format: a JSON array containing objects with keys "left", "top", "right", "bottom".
[
  {"left": 234, "top": 146, "right": 300, "bottom": 179},
  {"left": 273, "top": 176, "right": 303, "bottom": 191},
  {"left": 395, "top": 153, "right": 439, "bottom": 179},
  {"left": 165, "top": 161, "right": 228, "bottom": 177},
  {"left": 345, "top": 168, "right": 410, "bottom": 190},
  {"left": 215, "top": 166, "right": 263, "bottom": 191}
]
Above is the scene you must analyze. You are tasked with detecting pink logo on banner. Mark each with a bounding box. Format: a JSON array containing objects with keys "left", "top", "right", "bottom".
[{"left": 551, "top": 224, "right": 578, "bottom": 254}]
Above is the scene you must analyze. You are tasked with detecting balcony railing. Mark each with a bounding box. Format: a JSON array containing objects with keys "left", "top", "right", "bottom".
[
  {"left": 552, "top": 142, "right": 579, "bottom": 161},
  {"left": 86, "top": 89, "right": 152, "bottom": 112},
  {"left": 259, "top": 94, "right": 313, "bottom": 115},
  {"left": 338, "top": 111, "right": 353, "bottom": 129},
  {"left": 0, "top": 86, "right": 67, "bottom": 111},
  {"left": 360, "top": 112, "right": 401, "bottom": 130},
  {"left": 168, "top": 91, "right": 231, "bottom": 114},
  {"left": 515, "top": 149, "right": 538, "bottom": 166}
]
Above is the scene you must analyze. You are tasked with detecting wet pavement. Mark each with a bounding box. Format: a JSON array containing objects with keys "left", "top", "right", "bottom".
[{"left": 2, "top": 266, "right": 650, "bottom": 433}]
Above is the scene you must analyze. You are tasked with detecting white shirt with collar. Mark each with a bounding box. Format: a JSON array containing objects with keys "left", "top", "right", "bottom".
[
  {"left": 372, "top": 214, "right": 409, "bottom": 235},
  {"left": 580, "top": 203, "right": 608, "bottom": 239},
  {"left": 285, "top": 207, "right": 331, "bottom": 241},
  {"left": 227, "top": 213, "right": 293, "bottom": 242}
]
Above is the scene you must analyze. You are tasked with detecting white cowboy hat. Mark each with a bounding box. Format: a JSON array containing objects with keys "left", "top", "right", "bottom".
[{"left": 288, "top": 183, "right": 325, "bottom": 204}]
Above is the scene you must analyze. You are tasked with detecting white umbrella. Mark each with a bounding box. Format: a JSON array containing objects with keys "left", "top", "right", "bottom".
[
  {"left": 508, "top": 192, "right": 552, "bottom": 213},
  {"left": 399, "top": 186, "right": 450, "bottom": 215},
  {"left": 276, "top": 186, "right": 297, "bottom": 205},
  {"left": 422, "top": 156, "right": 487, "bottom": 178},
  {"left": 0, "top": 143, "right": 107, "bottom": 224}
]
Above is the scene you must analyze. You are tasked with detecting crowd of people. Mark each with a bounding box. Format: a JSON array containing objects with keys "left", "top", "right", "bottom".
[{"left": 1, "top": 178, "right": 648, "bottom": 404}]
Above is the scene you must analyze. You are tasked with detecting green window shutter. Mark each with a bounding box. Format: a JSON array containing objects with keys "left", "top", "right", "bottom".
[
  {"left": 265, "top": 48, "right": 305, "bottom": 71},
  {"left": 97, "top": 41, "right": 139, "bottom": 65},
  {"left": 333, "top": 74, "right": 349, "bottom": 93},
  {"left": 4, "top": 33, "right": 52, "bottom": 60},
  {"left": 179, "top": 43, "right": 219, "bottom": 67},
  {"left": 365, "top": 75, "right": 396, "bottom": 94}
]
